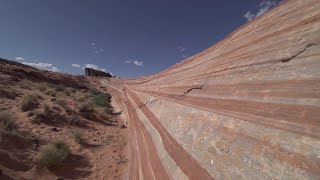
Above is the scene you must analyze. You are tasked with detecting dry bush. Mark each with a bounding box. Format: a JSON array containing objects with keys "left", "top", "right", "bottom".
[
  {"left": 38, "top": 141, "right": 70, "bottom": 168},
  {"left": 79, "top": 103, "right": 94, "bottom": 119},
  {"left": 72, "top": 129, "right": 83, "bottom": 144},
  {"left": 0, "top": 112, "right": 18, "bottom": 134},
  {"left": 18, "top": 79, "right": 33, "bottom": 89},
  {"left": 21, "top": 94, "right": 39, "bottom": 111}
]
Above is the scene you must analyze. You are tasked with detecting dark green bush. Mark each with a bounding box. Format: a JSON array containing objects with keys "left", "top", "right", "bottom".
[{"left": 94, "top": 93, "right": 112, "bottom": 107}]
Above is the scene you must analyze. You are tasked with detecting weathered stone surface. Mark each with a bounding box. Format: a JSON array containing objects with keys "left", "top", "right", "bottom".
[{"left": 98, "top": 0, "right": 320, "bottom": 179}]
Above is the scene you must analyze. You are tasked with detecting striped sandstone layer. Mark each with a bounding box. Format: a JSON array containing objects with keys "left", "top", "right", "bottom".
[{"left": 96, "top": 0, "right": 320, "bottom": 179}]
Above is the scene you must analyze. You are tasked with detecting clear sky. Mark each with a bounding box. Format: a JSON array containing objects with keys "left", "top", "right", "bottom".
[{"left": 0, "top": 0, "right": 281, "bottom": 77}]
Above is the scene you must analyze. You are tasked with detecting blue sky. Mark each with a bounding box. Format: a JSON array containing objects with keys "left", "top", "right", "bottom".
[{"left": 0, "top": 0, "right": 281, "bottom": 77}]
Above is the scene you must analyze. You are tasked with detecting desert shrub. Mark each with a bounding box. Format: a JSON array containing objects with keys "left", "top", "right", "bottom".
[
  {"left": 0, "top": 88, "right": 19, "bottom": 99},
  {"left": 21, "top": 95, "right": 39, "bottom": 111},
  {"left": 89, "top": 87, "right": 100, "bottom": 96},
  {"left": 73, "top": 91, "right": 88, "bottom": 102},
  {"left": 79, "top": 103, "right": 94, "bottom": 119},
  {"left": 18, "top": 79, "right": 33, "bottom": 89},
  {"left": 46, "top": 89, "right": 56, "bottom": 97},
  {"left": 38, "top": 141, "right": 70, "bottom": 168},
  {"left": 0, "top": 112, "right": 18, "bottom": 134},
  {"left": 56, "top": 99, "right": 67, "bottom": 108},
  {"left": 72, "top": 129, "right": 83, "bottom": 144},
  {"left": 94, "top": 93, "right": 112, "bottom": 107},
  {"left": 53, "top": 84, "right": 66, "bottom": 92},
  {"left": 35, "top": 82, "right": 48, "bottom": 92},
  {"left": 63, "top": 87, "right": 75, "bottom": 96},
  {"left": 34, "top": 105, "right": 57, "bottom": 123}
]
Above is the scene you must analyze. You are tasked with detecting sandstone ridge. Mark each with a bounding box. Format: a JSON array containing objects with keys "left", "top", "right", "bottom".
[{"left": 96, "top": 0, "right": 320, "bottom": 179}]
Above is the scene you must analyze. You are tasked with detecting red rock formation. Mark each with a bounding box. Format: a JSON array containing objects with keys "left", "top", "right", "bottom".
[{"left": 98, "top": 0, "right": 320, "bottom": 179}]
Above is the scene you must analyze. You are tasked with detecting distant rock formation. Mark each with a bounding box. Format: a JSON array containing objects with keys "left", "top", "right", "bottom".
[{"left": 85, "top": 68, "right": 112, "bottom": 77}]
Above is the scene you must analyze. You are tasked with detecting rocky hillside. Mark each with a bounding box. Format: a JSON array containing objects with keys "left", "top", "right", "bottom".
[
  {"left": 95, "top": 0, "right": 320, "bottom": 179},
  {"left": 0, "top": 59, "right": 128, "bottom": 180}
]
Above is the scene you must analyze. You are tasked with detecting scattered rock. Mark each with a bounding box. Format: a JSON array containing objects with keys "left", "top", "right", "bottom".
[
  {"left": 52, "top": 127, "right": 59, "bottom": 132},
  {"left": 121, "top": 125, "right": 127, "bottom": 129}
]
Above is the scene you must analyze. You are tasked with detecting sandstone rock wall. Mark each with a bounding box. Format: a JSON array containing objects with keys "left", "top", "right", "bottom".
[{"left": 100, "top": 0, "right": 320, "bottom": 179}]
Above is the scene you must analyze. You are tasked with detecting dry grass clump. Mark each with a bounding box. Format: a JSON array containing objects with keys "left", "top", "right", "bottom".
[
  {"left": 18, "top": 79, "right": 33, "bottom": 89},
  {"left": 21, "top": 94, "right": 39, "bottom": 111},
  {"left": 46, "top": 89, "right": 56, "bottom": 97},
  {"left": 38, "top": 141, "right": 70, "bottom": 168},
  {"left": 35, "top": 82, "right": 49, "bottom": 92},
  {"left": 34, "top": 105, "right": 57, "bottom": 123},
  {"left": 72, "top": 129, "right": 83, "bottom": 144},
  {"left": 0, "top": 112, "right": 18, "bottom": 134}
]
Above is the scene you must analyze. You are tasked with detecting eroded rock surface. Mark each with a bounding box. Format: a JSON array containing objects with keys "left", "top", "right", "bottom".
[{"left": 97, "top": 0, "right": 320, "bottom": 179}]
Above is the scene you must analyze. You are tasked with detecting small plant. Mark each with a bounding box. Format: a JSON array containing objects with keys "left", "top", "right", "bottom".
[
  {"left": 18, "top": 79, "right": 33, "bottom": 89},
  {"left": 38, "top": 141, "right": 70, "bottom": 168},
  {"left": 21, "top": 95, "right": 39, "bottom": 111},
  {"left": 0, "top": 112, "right": 18, "bottom": 134},
  {"left": 72, "top": 129, "right": 83, "bottom": 144},
  {"left": 79, "top": 103, "right": 94, "bottom": 119}
]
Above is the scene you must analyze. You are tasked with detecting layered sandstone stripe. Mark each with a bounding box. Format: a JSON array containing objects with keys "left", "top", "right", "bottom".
[{"left": 99, "top": 0, "right": 320, "bottom": 179}]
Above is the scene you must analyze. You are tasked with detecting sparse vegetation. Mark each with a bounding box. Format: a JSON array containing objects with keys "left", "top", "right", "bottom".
[
  {"left": 72, "top": 129, "right": 83, "bottom": 144},
  {"left": 63, "top": 87, "right": 75, "bottom": 96},
  {"left": 21, "top": 94, "right": 39, "bottom": 111},
  {"left": 38, "top": 141, "right": 70, "bottom": 168},
  {"left": 79, "top": 103, "right": 94, "bottom": 119},
  {"left": 0, "top": 112, "right": 18, "bottom": 134}
]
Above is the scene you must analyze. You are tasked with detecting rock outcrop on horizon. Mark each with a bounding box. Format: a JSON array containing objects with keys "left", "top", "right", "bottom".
[
  {"left": 85, "top": 67, "right": 112, "bottom": 78},
  {"left": 96, "top": 0, "right": 320, "bottom": 179}
]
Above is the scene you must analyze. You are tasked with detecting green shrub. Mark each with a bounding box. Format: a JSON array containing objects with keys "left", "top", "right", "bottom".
[
  {"left": 38, "top": 141, "right": 70, "bottom": 168},
  {"left": 18, "top": 79, "right": 33, "bottom": 89},
  {"left": 21, "top": 95, "right": 39, "bottom": 111},
  {"left": 94, "top": 93, "right": 112, "bottom": 107},
  {"left": 79, "top": 103, "right": 94, "bottom": 119},
  {"left": 72, "top": 129, "right": 83, "bottom": 144},
  {"left": 0, "top": 112, "right": 18, "bottom": 134}
]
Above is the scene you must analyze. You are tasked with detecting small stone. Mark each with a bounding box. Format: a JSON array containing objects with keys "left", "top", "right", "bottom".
[
  {"left": 56, "top": 177, "right": 64, "bottom": 180},
  {"left": 52, "top": 127, "right": 59, "bottom": 132},
  {"left": 0, "top": 169, "right": 2, "bottom": 176},
  {"left": 121, "top": 125, "right": 127, "bottom": 129}
]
